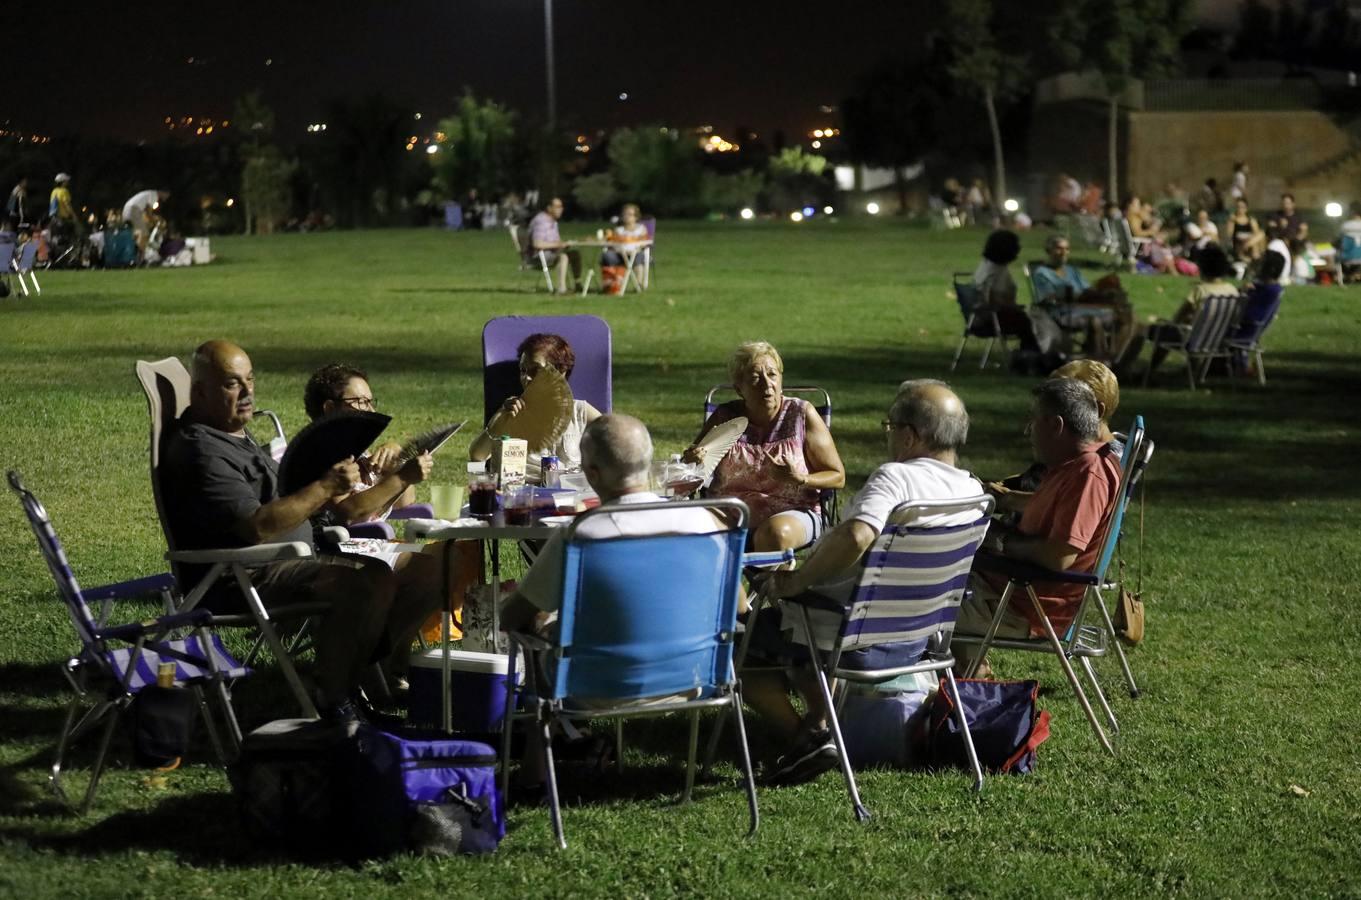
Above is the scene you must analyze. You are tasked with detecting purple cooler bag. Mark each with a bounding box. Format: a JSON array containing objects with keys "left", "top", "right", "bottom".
[{"left": 349, "top": 725, "right": 505, "bottom": 857}]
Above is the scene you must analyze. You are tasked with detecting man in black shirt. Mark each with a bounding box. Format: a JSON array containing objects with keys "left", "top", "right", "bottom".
[{"left": 161, "top": 340, "right": 402, "bottom": 718}]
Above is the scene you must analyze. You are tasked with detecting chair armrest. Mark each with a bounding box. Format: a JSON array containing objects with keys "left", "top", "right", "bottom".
[
  {"left": 83, "top": 572, "right": 175, "bottom": 603},
  {"left": 390, "top": 503, "right": 435, "bottom": 520},
  {"left": 972, "top": 549, "right": 1099, "bottom": 586},
  {"left": 779, "top": 591, "right": 849, "bottom": 614},
  {"left": 319, "top": 526, "right": 350, "bottom": 543},
  {"left": 742, "top": 549, "right": 796, "bottom": 568},
  {"left": 166, "top": 542, "right": 313, "bottom": 565}
]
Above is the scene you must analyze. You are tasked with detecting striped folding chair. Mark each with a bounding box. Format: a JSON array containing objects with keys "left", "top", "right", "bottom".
[
  {"left": 1143, "top": 293, "right": 1242, "bottom": 389},
  {"left": 762, "top": 495, "right": 994, "bottom": 821},
  {"left": 8, "top": 471, "right": 249, "bottom": 813},
  {"left": 702, "top": 384, "right": 839, "bottom": 528},
  {"left": 502, "top": 498, "right": 766, "bottom": 850},
  {"left": 955, "top": 418, "right": 1149, "bottom": 756}
]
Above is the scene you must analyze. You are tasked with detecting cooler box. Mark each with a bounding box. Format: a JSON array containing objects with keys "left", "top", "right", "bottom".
[
  {"left": 408, "top": 649, "right": 517, "bottom": 732},
  {"left": 186, "top": 236, "right": 212, "bottom": 265}
]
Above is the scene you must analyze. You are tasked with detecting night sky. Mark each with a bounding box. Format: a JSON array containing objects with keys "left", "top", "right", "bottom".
[{"left": 17, "top": 1, "right": 942, "bottom": 142}]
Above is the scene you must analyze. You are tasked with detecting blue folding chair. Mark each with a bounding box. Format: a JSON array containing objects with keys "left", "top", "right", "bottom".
[
  {"left": 502, "top": 498, "right": 764, "bottom": 850},
  {"left": 955, "top": 418, "right": 1149, "bottom": 756},
  {"left": 9, "top": 471, "right": 249, "bottom": 813},
  {"left": 701, "top": 384, "right": 839, "bottom": 528},
  {"left": 754, "top": 496, "right": 994, "bottom": 821}
]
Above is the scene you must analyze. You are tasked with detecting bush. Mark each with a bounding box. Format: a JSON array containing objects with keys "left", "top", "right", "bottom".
[
  {"left": 606, "top": 126, "right": 703, "bottom": 216},
  {"left": 572, "top": 173, "right": 619, "bottom": 217}
]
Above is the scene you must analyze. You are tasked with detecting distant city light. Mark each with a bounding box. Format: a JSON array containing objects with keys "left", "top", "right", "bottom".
[
  {"left": 790, "top": 211, "right": 804, "bottom": 222},
  {"left": 1004, "top": 198, "right": 1020, "bottom": 213},
  {"left": 823, "top": 206, "right": 834, "bottom": 215},
  {"left": 406, "top": 143, "right": 415, "bottom": 151},
  {"left": 740, "top": 207, "right": 755, "bottom": 220},
  {"left": 1326, "top": 201, "right": 1344, "bottom": 218},
  {"left": 618, "top": 92, "right": 629, "bottom": 101},
  {"left": 225, "top": 198, "right": 235, "bottom": 207},
  {"left": 866, "top": 201, "right": 881, "bottom": 215},
  {"left": 813, "top": 129, "right": 824, "bottom": 138},
  {"left": 426, "top": 144, "right": 439, "bottom": 155},
  {"left": 414, "top": 112, "right": 422, "bottom": 120},
  {"left": 811, "top": 140, "right": 822, "bottom": 149},
  {"left": 802, "top": 206, "right": 815, "bottom": 217}
]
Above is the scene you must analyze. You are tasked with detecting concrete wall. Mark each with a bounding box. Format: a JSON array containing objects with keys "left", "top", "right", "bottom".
[{"left": 1126, "top": 109, "right": 1361, "bottom": 209}]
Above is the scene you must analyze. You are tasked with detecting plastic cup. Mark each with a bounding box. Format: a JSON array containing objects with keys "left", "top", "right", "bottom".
[{"left": 430, "top": 484, "right": 464, "bottom": 520}]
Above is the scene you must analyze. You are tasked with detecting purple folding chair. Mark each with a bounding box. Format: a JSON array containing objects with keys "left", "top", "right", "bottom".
[
  {"left": 13, "top": 240, "right": 40, "bottom": 296},
  {"left": 9, "top": 470, "right": 248, "bottom": 812},
  {"left": 482, "top": 315, "right": 612, "bottom": 424}
]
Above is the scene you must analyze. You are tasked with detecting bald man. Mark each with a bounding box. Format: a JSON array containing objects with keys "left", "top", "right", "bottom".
[
  {"left": 500, "top": 413, "right": 726, "bottom": 634},
  {"left": 750, "top": 380, "right": 984, "bottom": 786},
  {"left": 161, "top": 340, "right": 399, "bottom": 720}
]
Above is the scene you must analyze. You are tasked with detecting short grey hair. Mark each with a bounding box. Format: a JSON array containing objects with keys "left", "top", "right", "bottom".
[
  {"left": 890, "top": 379, "right": 969, "bottom": 452},
  {"left": 1032, "top": 378, "right": 1100, "bottom": 443},
  {"left": 579, "top": 413, "right": 653, "bottom": 490}
]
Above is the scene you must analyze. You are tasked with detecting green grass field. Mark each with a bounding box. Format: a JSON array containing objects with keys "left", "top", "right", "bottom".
[{"left": 2, "top": 221, "right": 1360, "bottom": 897}]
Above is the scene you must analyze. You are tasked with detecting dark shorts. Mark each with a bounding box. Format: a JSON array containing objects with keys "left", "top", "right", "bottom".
[{"left": 200, "top": 555, "right": 368, "bottom": 615}]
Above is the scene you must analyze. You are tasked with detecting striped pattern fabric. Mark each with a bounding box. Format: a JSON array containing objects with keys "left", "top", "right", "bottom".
[
  {"left": 18, "top": 491, "right": 101, "bottom": 646},
  {"left": 1185, "top": 293, "right": 1242, "bottom": 353},
  {"left": 840, "top": 517, "right": 992, "bottom": 652},
  {"left": 106, "top": 634, "right": 249, "bottom": 691}
]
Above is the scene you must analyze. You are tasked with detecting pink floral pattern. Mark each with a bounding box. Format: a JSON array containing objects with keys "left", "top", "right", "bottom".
[{"left": 709, "top": 397, "right": 820, "bottom": 527}]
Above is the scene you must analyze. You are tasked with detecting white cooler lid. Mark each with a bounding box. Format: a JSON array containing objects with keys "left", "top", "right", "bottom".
[{"left": 411, "top": 648, "right": 511, "bottom": 675}]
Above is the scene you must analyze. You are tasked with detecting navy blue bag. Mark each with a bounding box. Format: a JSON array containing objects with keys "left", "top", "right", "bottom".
[
  {"left": 923, "top": 679, "right": 1051, "bottom": 774},
  {"left": 349, "top": 726, "right": 505, "bottom": 857}
]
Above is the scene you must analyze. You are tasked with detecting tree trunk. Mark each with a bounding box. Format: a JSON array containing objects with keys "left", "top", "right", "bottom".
[
  {"left": 984, "top": 86, "right": 1006, "bottom": 215},
  {"left": 1107, "top": 94, "right": 1119, "bottom": 206}
]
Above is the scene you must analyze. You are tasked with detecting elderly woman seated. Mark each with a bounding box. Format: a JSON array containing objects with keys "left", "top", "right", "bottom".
[
  {"left": 683, "top": 341, "right": 845, "bottom": 552},
  {"left": 1032, "top": 234, "right": 1137, "bottom": 361},
  {"left": 469, "top": 332, "right": 602, "bottom": 471}
]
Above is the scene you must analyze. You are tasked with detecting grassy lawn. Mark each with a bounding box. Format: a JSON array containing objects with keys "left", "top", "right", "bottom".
[{"left": 2, "top": 220, "right": 1360, "bottom": 897}]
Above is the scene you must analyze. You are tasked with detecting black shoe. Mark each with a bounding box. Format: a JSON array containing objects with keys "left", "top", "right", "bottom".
[
  {"left": 766, "top": 730, "right": 839, "bottom": 787},
  {"left": 319, "top": 699, "right": 363, "bottom": 737}
]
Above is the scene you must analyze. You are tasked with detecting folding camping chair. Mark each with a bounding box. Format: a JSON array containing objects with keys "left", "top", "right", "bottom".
[
  {"left": 501, "top": 498, "right": 764, "bottom": 850},
  {"left": 0, "top": 232, "right": 16, "bottom": 297},
  {"left": 12, "top": 239, "right": 40, "bottom": 296},
  {"left": 509, "top": 223, "right": 554, "bottom": 292},
  {"left": 136, "top": 358, "right": 329, "bottom": 718},
  {"left": 1336, "top": 234, "right": 1361, "bottom": 284},
  {"left": 754, "top": 496, "right": 994, "bottom": 821},
  {"left": 955, "top": 419, "right": 1149, "bottom": 756},
  {"left": 9, "top": 470, "right": 248, "bottom": 812},
  {"left": 482, "top": 314, "right": 612, "bottom": 424},
  {"left": 1142, "top": 292, "right": 1242, "bottom": 389},
  {"left": 1225, "top": 287, "right": 1283, "bottom": 387},
  {"left": 701, "top": 384, "right": 840, "bottom": 529},
  {"left": 950, "top": 272, "right": 1011, "bottom": 371}
]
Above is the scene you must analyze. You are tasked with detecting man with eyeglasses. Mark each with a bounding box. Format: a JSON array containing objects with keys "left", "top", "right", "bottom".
[{"left": 744, "top": 380, "right": 983, "bottom": 786}]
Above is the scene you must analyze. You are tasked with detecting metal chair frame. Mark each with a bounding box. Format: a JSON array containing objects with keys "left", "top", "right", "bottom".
[{"left": 950, "top": 272, "right": 1010, "bottom": 371}]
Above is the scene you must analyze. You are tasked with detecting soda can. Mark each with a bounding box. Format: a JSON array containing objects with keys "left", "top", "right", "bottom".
[{"left": 540, "top": 455, "right": 561, "bottom": 488}]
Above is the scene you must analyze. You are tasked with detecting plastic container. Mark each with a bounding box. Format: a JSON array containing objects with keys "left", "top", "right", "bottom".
[{"left": 408, "top": 649, "right": 520, "bottom": 733}]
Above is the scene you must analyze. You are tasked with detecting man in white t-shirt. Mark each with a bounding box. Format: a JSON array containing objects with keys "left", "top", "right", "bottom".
[
  {"left": 122, "top": 189, "right": 168, "bottom": 250},
  {"left": 749, "top": 379, "right": 982, "bottom": 785}
]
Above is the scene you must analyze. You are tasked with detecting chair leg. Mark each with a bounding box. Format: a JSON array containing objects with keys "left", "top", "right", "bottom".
[
  {"left": 1255, "top": 350, "right": 1266, "bottom": 386},
  {"left": 979, "top": 336, "right": 994, "bottom": 370},
  {"left": 79, "top": 705, "right": 124, "bottom": 814},
  {"left": 681, "top": 710, "right": 700, "bottom": 805},
  {"left": 1185, "top": 356, "right": 1197, "bottom": 390},
  {"left": 951, "top": 334, "right": 968, "bottom": 372},
  {"left": 616, "top": 719, "right": 626, "bottom": 774},
  {"left": 944, "top": 667, "right": 984, "bottom": 793},
  {"left": 1027, "top": 586, "right": 1114, "bottom": 755},
  {"left": 730, "top": 686, "right": 760, "bottom": 837},
  {"left": 29, "top": 269, "right": 40, "bottom": 294},
  {"left": 1091, "top": 590, "right": 1140, "bottom": 698},
  {"left": 231, "top": 566, "right": 317, "bottom": 719},
  {"left": 541, "top": 710, "right": 567, "bottom": 850},
  {"left": 964, "top": 581, "right": 1015, "bottom": 678},
  {"left": 703, "top": 595, "right": 765, "bottom": 774},
  {"left": 1080, "top": 656, "right": 1119, "bottom": 734},
  {"left": 49, "top": 694, "right": 86, "bottom": 807},
  {"left": 800, "top": 606, "right": 869, "bottom": 822}
]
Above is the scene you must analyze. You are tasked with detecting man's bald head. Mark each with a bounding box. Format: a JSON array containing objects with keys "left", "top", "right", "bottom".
[
  {"left": 189, "top": 340, "right": 256, "bottom": 434},
  {"left": 579, "top": 413, "right": 653, "bottom": 498},
  {"left": 890, "top": 379, "right": 969, "bottom": 455}
]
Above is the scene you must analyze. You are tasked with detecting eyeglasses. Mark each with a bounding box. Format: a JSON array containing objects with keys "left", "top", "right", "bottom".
[{"left": 339, "top": 395, "right": 377, "bottom": 411}]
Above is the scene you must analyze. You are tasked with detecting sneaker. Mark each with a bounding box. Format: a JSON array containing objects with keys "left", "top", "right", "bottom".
[{"left": 767, "top": 730, "right": 839, "bottom": 787}]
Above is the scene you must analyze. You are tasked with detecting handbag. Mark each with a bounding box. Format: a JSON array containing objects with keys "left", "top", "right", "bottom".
[{"left": 921, "top": 679, "right": 1051, "bottom": 775}]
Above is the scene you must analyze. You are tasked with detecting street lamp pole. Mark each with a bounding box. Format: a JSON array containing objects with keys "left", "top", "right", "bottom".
[{"left": 544, "top": 0, "right": 557, "bottom": 128}]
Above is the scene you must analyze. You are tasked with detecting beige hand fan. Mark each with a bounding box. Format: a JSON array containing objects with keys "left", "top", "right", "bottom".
[
  {"left": 697, "top": 416, "right": 748, "bottom": 485},
  {"left": 501, "top": 365, "right": 575, "bottom": 452}
]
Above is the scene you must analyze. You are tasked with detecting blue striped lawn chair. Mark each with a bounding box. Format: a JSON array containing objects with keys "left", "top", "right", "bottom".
[
  {"left": 1143, "top": 293, "right": 1242, "bottom": 389},
  {"left": 702, "top": 384, "right": 839, "bottom": 528},
  {"left": 8, "top": 471, "right": 248, "bottom": 813},
  {"left": 769, "top": 495, "right": 994, "bottom": 821},
  {"left": 955, "top": 418, "right": 1149, "bottom": 756},
  {"left": 502, "top": 498, "right": 768, "bottom": 850}
]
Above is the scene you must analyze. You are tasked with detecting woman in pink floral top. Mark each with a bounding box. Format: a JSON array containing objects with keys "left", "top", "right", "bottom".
[{"left": 684, "top": 342, "right": 845, "bottom": 552}]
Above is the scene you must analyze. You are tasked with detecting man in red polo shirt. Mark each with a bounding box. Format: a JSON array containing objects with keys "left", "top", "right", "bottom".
[{"left": 955, "top": 378, "right": 1121, "bottom": 671}]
